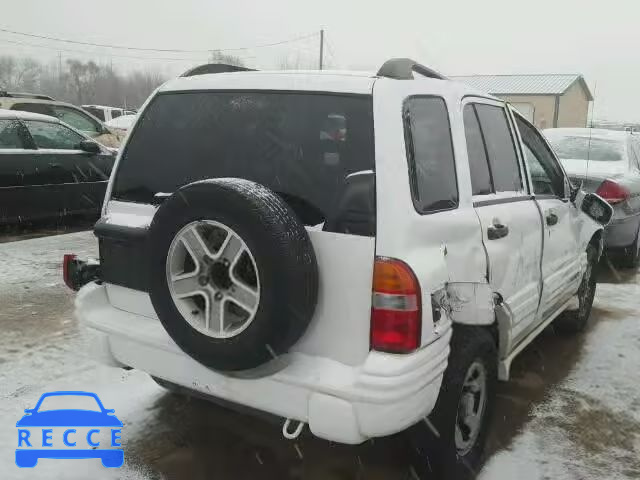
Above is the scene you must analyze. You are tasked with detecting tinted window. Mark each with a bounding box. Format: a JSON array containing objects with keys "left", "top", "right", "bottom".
[
  {"left": 113, "top": 92, "right": 375, "bottom": 233},
  {"left": 25, "top": 121, "right": 85, "bottom": 150},
  {"left": 11, "top": 102, "right": 55, "bottom": 117},
  {"left": 515, "top": 115, "right": 566, "bottom": 197},
  {"left": 111, "top": 110, "right": 122, "bottom": 119},
  {"left": 51, "top": 106, "right": 101, "bottom": 135},
  {"left": 475, "top": 104, "right": 522, "bottom": 192},
  {"left": 546, "top": 135, "right": 625, "bottom": 162},
  {"left": 463, "top": 104, "right": 492, "bottom": 195},
  {"left": 84, "top": 107, "right": 106, "bottom": 121},
  {"left": 404, "top": 97, "right": 457, "bottom": 213},
  {"left": 0, "top": 119, "right": 27, "bottom": 149}
]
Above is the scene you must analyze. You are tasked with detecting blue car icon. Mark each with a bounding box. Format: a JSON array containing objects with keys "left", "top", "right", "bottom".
[{"left": 16, "top": 391, "right": 123, "bottom": 468}]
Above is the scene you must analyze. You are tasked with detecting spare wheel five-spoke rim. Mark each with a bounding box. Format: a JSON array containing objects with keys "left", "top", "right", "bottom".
[{"left": 166, "top": 220, "right": 260, "bottom": 339}]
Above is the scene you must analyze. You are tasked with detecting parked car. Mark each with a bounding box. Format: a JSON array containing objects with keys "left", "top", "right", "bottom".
[
  {"left": 0, "top": 109, "right": 116, "bottom": 224},
  {"left": 82, "top": 105, "right": 136, "bottom": 123},
  {"left": 105, "top": 114, "right": 137, "bottom": 133},
  {"left": 0, "top": 92, "right": 123, "bottom": 148},
  {"left": 68, "top": 60, "right": 611, "bottom": 479},
  {"left": 544, "top": 128, "right": 640, "bottom": 266}
]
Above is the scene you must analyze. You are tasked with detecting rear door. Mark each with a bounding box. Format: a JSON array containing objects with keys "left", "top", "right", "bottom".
[
  {"left": 0, "top": 118, "right": 35, "bottom": 222},
  {"left": 463, "top": 98, "right": 544, "bottom": 345},
  {"left": 511, "top": 111, "right": 581, "bottom": 319}
]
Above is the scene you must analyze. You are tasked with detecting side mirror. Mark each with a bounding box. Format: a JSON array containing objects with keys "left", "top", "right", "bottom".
[
  {"left": 581, "top": 192, "right": 613, "bottom": 226},
  {"left": 78, "top": 139, "right": 100, "bottom": 154}
]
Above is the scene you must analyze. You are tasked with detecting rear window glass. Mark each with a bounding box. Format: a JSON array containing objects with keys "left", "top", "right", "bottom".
[
  {"left": 404, "top": 96, "right": 458, "bottom": 213},
  {"left": 113, "top": 92, "right": 375, "bottom": 235},
  {"left": 546, "top": 135, "right": 625, "bottom": 161}
]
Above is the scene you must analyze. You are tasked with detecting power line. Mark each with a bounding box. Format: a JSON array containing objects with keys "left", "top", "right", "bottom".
[
  {"left": 0, "top": 26, "right": 318, "bottom": 53},
  {"left": 0, "top": 37, "right": 210, "bottom": 62}
]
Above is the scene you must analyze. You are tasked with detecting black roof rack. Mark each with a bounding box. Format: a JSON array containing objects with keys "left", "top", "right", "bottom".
[
  {"left": 180, "top": 63, "right": 257, "bottom": 77},
  {"left": 0, "top": 90, "right": 55, "bottom": 100},
  {"left": 377, "top": 58, "right": 447, "bottom": 80}
]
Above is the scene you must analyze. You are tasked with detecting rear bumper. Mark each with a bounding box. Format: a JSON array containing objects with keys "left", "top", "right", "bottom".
[
  {"left": 604, "top": 214, "right": 640, "bottom": 249},
  {"left": 76, "top": 282, "right": 451, "bottom": 444}
]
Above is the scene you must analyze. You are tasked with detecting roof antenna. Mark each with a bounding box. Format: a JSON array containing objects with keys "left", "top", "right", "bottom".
[{"left": 585, "top": 81, "right": 597, "bottom": 186}]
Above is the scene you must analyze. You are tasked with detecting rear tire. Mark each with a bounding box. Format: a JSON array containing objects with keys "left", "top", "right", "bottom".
[
  {"left": 619, "top": 229, "right": 640, "bottom": 269},
  {"left": 555, "top": 245, "right": 597, "bottom": 334},
  {"left": 409, "top": 325, "right": 497, "bottom": 480}
]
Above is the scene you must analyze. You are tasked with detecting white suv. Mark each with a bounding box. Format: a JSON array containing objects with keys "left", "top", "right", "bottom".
[{"left": 70, "top": 59, "right": 612, "bottom": 478}]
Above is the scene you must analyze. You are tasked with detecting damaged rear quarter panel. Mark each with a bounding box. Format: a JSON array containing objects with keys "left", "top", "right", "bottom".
[{"left": 372, "top": 81, "right": 493, "bottom": 346}]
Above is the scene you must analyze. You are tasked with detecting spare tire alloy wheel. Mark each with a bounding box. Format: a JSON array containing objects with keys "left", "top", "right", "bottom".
[
  {"left": 167, "top": 220, "right": 260, "bottom": 339},
  {"left": 148, "top": 179, "right": 318, "bottom": 372}
]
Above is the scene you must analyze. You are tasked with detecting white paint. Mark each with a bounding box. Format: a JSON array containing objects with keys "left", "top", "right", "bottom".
[{"left": 77, "top": 282, "right": 451, "bottom": 443}]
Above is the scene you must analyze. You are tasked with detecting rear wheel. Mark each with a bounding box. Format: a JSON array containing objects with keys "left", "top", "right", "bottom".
[
  {"left": 409, "top": 326, "right": 497, "bottom": 480},
  {"left": 619, "top": 229, "right": 640, "bottom": 269},
  {"left": 555, "top": 245, "right": 597, "bottom": 334}
]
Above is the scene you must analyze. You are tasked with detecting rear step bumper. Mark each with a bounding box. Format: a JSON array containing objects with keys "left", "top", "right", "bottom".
[{"left": 77, "top": 282, "right": 452, "bottom": 444}]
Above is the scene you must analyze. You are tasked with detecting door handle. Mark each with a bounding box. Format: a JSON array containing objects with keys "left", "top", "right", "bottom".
[
  {"left": 487, "top": 223, "right": 509, "bottom": 240},
  {"left": 546, "top": 212, "right": 559, "bottom": 226}
]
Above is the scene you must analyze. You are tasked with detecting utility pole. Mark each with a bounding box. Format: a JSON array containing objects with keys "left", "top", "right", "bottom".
[{"left": 319, "top": 29, "right": 324, "bottom": 70}]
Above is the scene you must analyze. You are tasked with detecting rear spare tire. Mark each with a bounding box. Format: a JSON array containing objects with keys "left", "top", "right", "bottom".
[{"left": 147, "top": 179, "right": 318, "bottom": 371}]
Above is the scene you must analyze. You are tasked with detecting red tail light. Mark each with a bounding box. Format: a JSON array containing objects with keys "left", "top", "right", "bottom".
[
  {"left": 596, "top": 180, "right": 630, "bottom": 205},
  {"left": 370, "top": 257, "right": 421, "bottom": 353},
  {"left": 63, "top": 254, "right": 78, "bottom": 290}
]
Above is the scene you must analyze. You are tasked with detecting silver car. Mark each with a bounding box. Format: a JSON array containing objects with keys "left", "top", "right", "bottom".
[{"left": 544, "top": 128, "right": 640, "bottom": 266}]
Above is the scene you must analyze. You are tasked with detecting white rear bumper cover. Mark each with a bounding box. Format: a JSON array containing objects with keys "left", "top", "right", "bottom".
[{"left": 76, "top": 282, "right": 451, "bottom": 444}]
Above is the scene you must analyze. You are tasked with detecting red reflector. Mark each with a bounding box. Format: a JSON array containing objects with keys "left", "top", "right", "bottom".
[
  {"left": 63, "top": 254, "right": 78, "bottom": 290},
  {"left": 370, "top": 309, "right": 421, "bottom": 353},
  {"left": 596, "top": 180, "right": 630, "bottom": 205},
  {"left": 370, "top": 257, "right": 421, "bottom": 353}
]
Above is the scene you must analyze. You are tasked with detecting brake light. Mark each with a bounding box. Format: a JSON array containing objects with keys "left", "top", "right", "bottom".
[
  {"left": 63, "top": 254, "right": 78, "bottom": 290},
  {"left": 596, "top": 180, "right": 630, "bottom": 204},
  {"left": 370, "top": 257, "right": 421, "bottom": 353}
]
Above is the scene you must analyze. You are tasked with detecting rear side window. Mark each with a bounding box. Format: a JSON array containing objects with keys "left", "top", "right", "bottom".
[
  {"left": 463, "top": 104, "right": 492, "bottom": 195},
  {"left": 11, "top": 102, "right": 55, "bottom": 117},
  {"left": 113, "top": 92, "right": 376, "bottom": 235},
  {"left": 0, "top": 119, "right": 27, "bottom": 149},
  {"left": 404, "top": 97, "right": 457, "bottom": 213},
  {"left": 474, "top": 104, "right": 522, "bottom": 192}
]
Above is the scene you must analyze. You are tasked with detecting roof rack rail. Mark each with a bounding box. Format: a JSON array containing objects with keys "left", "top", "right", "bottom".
[
  {"left": 377, "top": 58, "right": 447, "bottom": 80},
  {"left": 180, "top": 63, "right": 257, "bottom": 77},
  {"left": 0, "top": 91, "right": 55, "bottom": 100}
]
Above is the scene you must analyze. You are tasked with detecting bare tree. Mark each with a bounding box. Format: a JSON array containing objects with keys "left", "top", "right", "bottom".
[
  {"left": 0, "top": 54, "right": 167, "bottom": 109},
  {"left": 209, "top": 50, "right": 245, "bottom": 67}
]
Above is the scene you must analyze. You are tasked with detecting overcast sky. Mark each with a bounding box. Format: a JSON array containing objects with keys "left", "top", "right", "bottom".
[{"left": 3, "top": 0, "right": 639, "bottom": 121}]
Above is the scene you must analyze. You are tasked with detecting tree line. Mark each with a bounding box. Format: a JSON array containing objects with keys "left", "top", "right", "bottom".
[{"left": 0, "top": 54, "right": 167, "bottom": 109}]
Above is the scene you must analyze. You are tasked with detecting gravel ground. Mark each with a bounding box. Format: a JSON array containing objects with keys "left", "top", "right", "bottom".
[{"left": 0, "top": 230, "right": 638, "bottom": 479}]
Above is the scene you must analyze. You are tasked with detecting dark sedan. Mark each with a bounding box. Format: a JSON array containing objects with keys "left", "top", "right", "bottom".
[
  {"left": 544, "top": 128, "right": 640, "bottom": 266},
  {"left": 0, "top": 109, "right": 116, "bottom": 224}
]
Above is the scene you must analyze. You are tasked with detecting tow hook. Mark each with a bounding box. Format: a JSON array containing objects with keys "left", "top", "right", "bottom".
[{"left": 282, "top": 418, "right": 305, "bottom": 440}]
